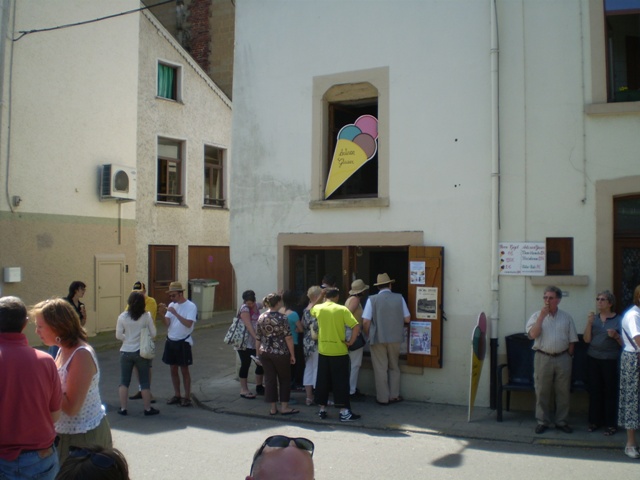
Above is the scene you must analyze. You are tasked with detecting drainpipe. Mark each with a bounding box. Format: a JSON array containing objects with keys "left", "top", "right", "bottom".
[{"left": 489, "top": 0, "right": 500, "bottom": 410}]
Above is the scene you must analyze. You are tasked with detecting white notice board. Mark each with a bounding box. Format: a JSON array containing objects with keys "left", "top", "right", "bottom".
[{"left": 499, "top": 242, "right": 545, "bottom": 276}]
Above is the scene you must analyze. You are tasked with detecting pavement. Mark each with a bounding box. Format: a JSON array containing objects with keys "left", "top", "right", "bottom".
[{"left": 87, "top": 311, "right": 624, "bottom": 452}]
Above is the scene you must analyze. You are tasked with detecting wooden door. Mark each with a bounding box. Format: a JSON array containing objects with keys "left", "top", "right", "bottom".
[{"left": 188, "top": 246, "right": 233, "bottom": 311}]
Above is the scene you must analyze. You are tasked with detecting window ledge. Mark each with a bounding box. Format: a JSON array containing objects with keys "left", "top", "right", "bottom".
[
  {"left": 530, "top": 275, "right": 589, "bottom": 286},
  {"left": 585, "top": 102, "right": 640, "bottom": 116},
  {"left": 154, "top": 201, "right": 188, "bottom": 208},
  {"left": 202, "top": 204, "right": 228, "bottom": 211},
  {"left": 309, "top": 197, "right": 390, "bottom": 210},
  {"left": 155, "top": 96, "right": 184, "bottom": 105}
]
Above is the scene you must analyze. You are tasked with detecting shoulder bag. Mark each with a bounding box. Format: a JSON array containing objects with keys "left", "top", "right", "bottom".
[
  {"left": 140, "top": 316, "right": 156, "bottom": 359},
  {"left": 224, "top": 314, "right": 247, "bottom": 349}
]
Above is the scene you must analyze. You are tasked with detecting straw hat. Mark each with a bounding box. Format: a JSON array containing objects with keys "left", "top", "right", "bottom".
[
  {"left": 349, "top": 279, "right": 369, "bottom": 295},
  {"left": 373, "top": 273, "right": 395, "bottom": 286},
  {"left": 168, "top": 281, "right": 185, "bottom": 292}
]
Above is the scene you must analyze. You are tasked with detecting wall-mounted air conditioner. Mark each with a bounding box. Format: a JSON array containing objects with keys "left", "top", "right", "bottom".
[{"left": 99, "top": 164, "right": 136, "bottom": 202}]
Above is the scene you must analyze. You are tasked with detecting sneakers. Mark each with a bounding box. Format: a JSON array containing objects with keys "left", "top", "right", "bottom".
[
  {"left": 117, "top": 408, "right": 127, "bottom": 416},
  {"left": 317, "top": 410, "right": 327, "bottom": 419},
  {"left": 339, "top": 409, "right": 361, "bottom": 422},
  {"left": 144, "top": 407, "right": 160, "bottom": 416},
  {"left": 624, "top": 446, "right": 640, "bottom": 459}
]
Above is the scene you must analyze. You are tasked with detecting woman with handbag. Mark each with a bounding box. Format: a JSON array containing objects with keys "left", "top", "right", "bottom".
[
  {"left": 302, "top": 286, "right": 323, "bottom": 406},
  {"left": 255, "top": 293, "right": 298, "bottom": 415},
  {"left": 619, "top": 284, "right": 640, "bottom": 458},
  {"left": 32, "top": 298, "right": 113, "bottom": 462},
  {"left": 345, "top": 279, "right": 369, "bottom": 400},
  {"left": 237, "top": 290, "right": 264, "bottom": 398},
  {"left": 114, "top": 291, "right": 158, "bottom": 417}
]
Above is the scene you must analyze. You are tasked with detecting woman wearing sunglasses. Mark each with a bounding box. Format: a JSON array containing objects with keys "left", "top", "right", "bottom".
[
  {"left": 247, "top": 435, "right": 314, "bottom": 480},
  {"left": 583, "top": 290, "right": 622, "bottom": 436},
  {"left": 33, "top": 298, "right": 112, "bottom": 462}
]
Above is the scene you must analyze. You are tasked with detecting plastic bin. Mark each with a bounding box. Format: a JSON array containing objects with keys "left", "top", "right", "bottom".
[{"left": 188, "top": 279, "right": 219, "bottom": 319}]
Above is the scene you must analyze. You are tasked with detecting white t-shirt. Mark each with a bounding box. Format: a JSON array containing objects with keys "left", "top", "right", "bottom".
[
  {"left": 621, "top": 305, "right": 640, "bottom": 353},
  {"left": 116, "top": 311, "right": 156, "bottom": 352},
  {"left": 166, "top": 299, "right": 198, "bottom": 344}
]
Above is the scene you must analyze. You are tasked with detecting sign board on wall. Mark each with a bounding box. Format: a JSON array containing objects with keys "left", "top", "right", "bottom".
[{"left": 499, "top": 242, "right": 545, "bottom": 276}]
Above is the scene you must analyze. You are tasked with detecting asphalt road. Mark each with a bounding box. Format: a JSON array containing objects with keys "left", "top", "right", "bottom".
[{"left": 95, "top": 326, "right": 639, "bottom": 479}]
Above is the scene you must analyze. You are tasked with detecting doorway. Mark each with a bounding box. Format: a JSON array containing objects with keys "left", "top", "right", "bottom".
[
  {"left": 149, "top": 245, "right": 176, "bottom": 306},
  {"left": 614, "top": 195, "right": 640, "bottom": 312}
]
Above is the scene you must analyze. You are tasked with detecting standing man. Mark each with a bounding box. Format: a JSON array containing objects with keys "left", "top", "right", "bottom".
[
  {"left": 0, "top": 296, "right": 62, "bottom": 479},
  {"left": 158, "top": 281, "right": 198, "bottom": 407},
  {"left": 362, "top": 273, "right": 411, "bottom": 405},
  {"left": 526, "top": 285, "right": 578, "bottom": 434},
  {"left": 311, "top": 288, "right": 361, "bottom": 421}
]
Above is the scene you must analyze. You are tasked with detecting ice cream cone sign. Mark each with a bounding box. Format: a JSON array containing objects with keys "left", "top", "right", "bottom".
[{"left": 325, "top": 115, "right": 378, "bottom": 199}]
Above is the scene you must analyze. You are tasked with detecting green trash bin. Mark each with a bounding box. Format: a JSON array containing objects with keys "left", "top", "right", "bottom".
[{"left": 188, "top": 279, "right": 219, "bottom": 319}]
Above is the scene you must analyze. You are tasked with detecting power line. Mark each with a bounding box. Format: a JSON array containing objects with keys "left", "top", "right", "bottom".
[{"left": 13, "top": 0, "right": 176, "bottom": 42}]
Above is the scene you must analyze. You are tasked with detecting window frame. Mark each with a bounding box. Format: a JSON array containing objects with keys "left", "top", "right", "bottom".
[
  {"left": 157, "top": 60, "right": 182, "bottom": 102},
  {"left": 586, "top": 0, "right": 640, "bottom": 114},
  {"left": 310, "top": 67, "right": 389, "bottom": 209},
  {"left": 156, "top": 137, "right": 184, "bottom": 205},
  {"left": 204, "top": 145, "right": 225, "bottom": 208}
]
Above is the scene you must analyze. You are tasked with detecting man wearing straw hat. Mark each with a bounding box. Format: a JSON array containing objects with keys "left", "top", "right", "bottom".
[
  {"left": 362, "top": 273, "right": 410, "bottom": 405},
  {"left": 158, "top": 281, "right": 198, "bottom": 407}
]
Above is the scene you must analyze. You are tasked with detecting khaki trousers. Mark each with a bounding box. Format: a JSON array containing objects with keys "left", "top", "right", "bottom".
[
  {"left": 370, "top": 342, "right": 401, "bottom": 403},
  {"left": 533, "top": 351, "right": 572, "bottom": 426}
]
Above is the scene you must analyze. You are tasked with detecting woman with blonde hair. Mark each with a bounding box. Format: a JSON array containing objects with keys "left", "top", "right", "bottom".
[
  {"left": 33, "top": 298, "right": 112, "bottom": 461},
  {"left": 302, "top": 286, "right": 323, "bottom": 406}
]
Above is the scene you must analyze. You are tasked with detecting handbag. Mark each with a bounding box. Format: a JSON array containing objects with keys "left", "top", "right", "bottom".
[
  {"left": 224, "top": 316, "right": 247, "bottom": 349},
  {"left": 140, "top": 319, "right": 156, "bottom": 359},
  {"left": 348, "top": 332, "right": 366, "bottom": 351}
]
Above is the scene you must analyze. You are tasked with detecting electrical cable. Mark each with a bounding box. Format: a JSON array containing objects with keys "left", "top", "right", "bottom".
[{"left": 13, "top": 0, "right": 176, "bottom": 42}]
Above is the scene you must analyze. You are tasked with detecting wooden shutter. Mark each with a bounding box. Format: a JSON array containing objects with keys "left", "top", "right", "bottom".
[{"left": 407, "top": 246, "right": 444, "bottom": 368}]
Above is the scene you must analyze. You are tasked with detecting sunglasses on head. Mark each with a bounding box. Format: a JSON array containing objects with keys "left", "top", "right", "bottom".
[
  {"left": 250, "top": 435, "right": 314, "bottom": 475},
  {"left": 68, "top": 446, "right": 116, "bottom": 469}
]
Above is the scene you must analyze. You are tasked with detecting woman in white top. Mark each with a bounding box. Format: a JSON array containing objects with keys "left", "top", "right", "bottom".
[
  {"left": 115, "top": 291, "right": 158, "bottom": 416},
  {"left": 619, "top": 285, "right": 640, "bottom": 459},
  {"left": 33, "top": 298, "right": 112, "bottom": 462}
]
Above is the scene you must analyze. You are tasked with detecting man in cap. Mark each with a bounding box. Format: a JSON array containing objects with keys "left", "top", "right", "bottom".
[
  {"left": 158, "top": 281, "right": 198, "bottom": 407},
  {"left": 362, "top": 273, "right": 411, "bottom": 405},
  {"left": 0, "top": 296, "right": 62, "bottom": 479},
  {"left": 128, "top": 281, "right": 158, "bottom": 402}
]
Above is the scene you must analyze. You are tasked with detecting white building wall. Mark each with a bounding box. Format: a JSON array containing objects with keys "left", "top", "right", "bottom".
[{"left": 232, "top": 0, "right": 640, "bottom": 406}]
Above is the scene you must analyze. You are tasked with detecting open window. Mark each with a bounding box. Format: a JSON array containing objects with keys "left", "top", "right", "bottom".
[
  {"left": 204, "top": 146, "right": 225, "bottom": 207},
  {"left": 157, "top": 138, "right": 183, "bottom": 204},
  {"left": 605, "top": 0, "right": 640, "bottom": 102}
]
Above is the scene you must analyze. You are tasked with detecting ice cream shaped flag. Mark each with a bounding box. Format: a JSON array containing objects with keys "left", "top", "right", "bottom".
[{"left": 324, "top": 115, "right": 378, "bottom": 199}]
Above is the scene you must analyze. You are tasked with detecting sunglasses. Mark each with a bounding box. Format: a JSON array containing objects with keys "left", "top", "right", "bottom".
[
  {"left": 596, "top": 297, "right": 608, "bottom": 302},
  {"left": 250, "top": 435, "right": 314, "bottom": 475},
  {"left": 68, "top": 446, "right": 116, "bottom": 469}
]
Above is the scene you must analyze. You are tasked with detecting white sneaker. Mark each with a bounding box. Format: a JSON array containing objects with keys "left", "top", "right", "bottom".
[{"left": 624, "top": 446, "right": 640, "bottom": 459}]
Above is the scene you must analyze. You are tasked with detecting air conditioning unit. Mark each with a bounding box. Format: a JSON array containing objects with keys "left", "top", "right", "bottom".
[{"left": 99, "top": 164, "right": 136, "bottom": 201}]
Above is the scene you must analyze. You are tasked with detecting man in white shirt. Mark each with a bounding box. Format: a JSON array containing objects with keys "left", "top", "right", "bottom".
[
  {"left": 159, "top": 281, "right": 198, "bottom": 407},
  {"left": 362, "top": 273, "right": 410, "bottom": 405}
]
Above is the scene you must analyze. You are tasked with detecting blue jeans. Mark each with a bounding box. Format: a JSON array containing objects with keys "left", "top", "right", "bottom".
[
  {"left": 0, "top": 446, "right": 58, "bottom": 480},
  {"left": 120, "top": 351, "right": 151, "bottom": 389}
]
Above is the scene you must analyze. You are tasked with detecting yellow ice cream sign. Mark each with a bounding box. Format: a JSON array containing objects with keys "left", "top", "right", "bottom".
[{"left": 325, "top": 115, "right": 378, "bottom": 199}]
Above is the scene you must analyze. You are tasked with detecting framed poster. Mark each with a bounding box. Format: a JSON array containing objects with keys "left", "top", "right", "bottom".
[
  {"left": 409, "top": 321, "right": 431, "bottom": 355},
  {"left": 416, "top": 286, "right": 437, "bottom": 319}
]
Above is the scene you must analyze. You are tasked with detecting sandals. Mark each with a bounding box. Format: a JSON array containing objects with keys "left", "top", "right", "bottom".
[
  {"left": 180, "top": 398, "right": 192, "bottom": 407},
  {"left": 281, "top": 409, "right": 300, "bottom": 416},
  {"left": 587, "top": 424, "right": 599, "bottom": 432},
  {"left": 604, "top": 427, "right": 617, "bottom": 436},
  {"left": 389, "top": 396, "right": 404, "bottom": 404},
  {"left": 240, "top": 393, "right": 256, "bottom": 399},
  {"left": 166, "top": 396, "right": 181, "bottom": 405},
  {"left": 305, "top": 398, "right": 315, "bottom": 406},
  {"left": 269, "top": 409, "right": 278, "bottom": 415}
]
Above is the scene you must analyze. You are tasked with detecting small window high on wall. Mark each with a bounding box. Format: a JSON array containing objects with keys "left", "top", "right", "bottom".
[
  {"left": 157, "top": 62, "right": 181, "bottom": 101},
  {"left": 605, "top": 0, "right": 640, "bottom": 102},
  {"left": 325, "top": 98, "right": 378, "bottom": 200}
]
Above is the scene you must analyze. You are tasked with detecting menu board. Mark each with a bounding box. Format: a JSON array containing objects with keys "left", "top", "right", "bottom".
[{"left": 499, "top": 242, "right": 545, "bottom": 276}]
